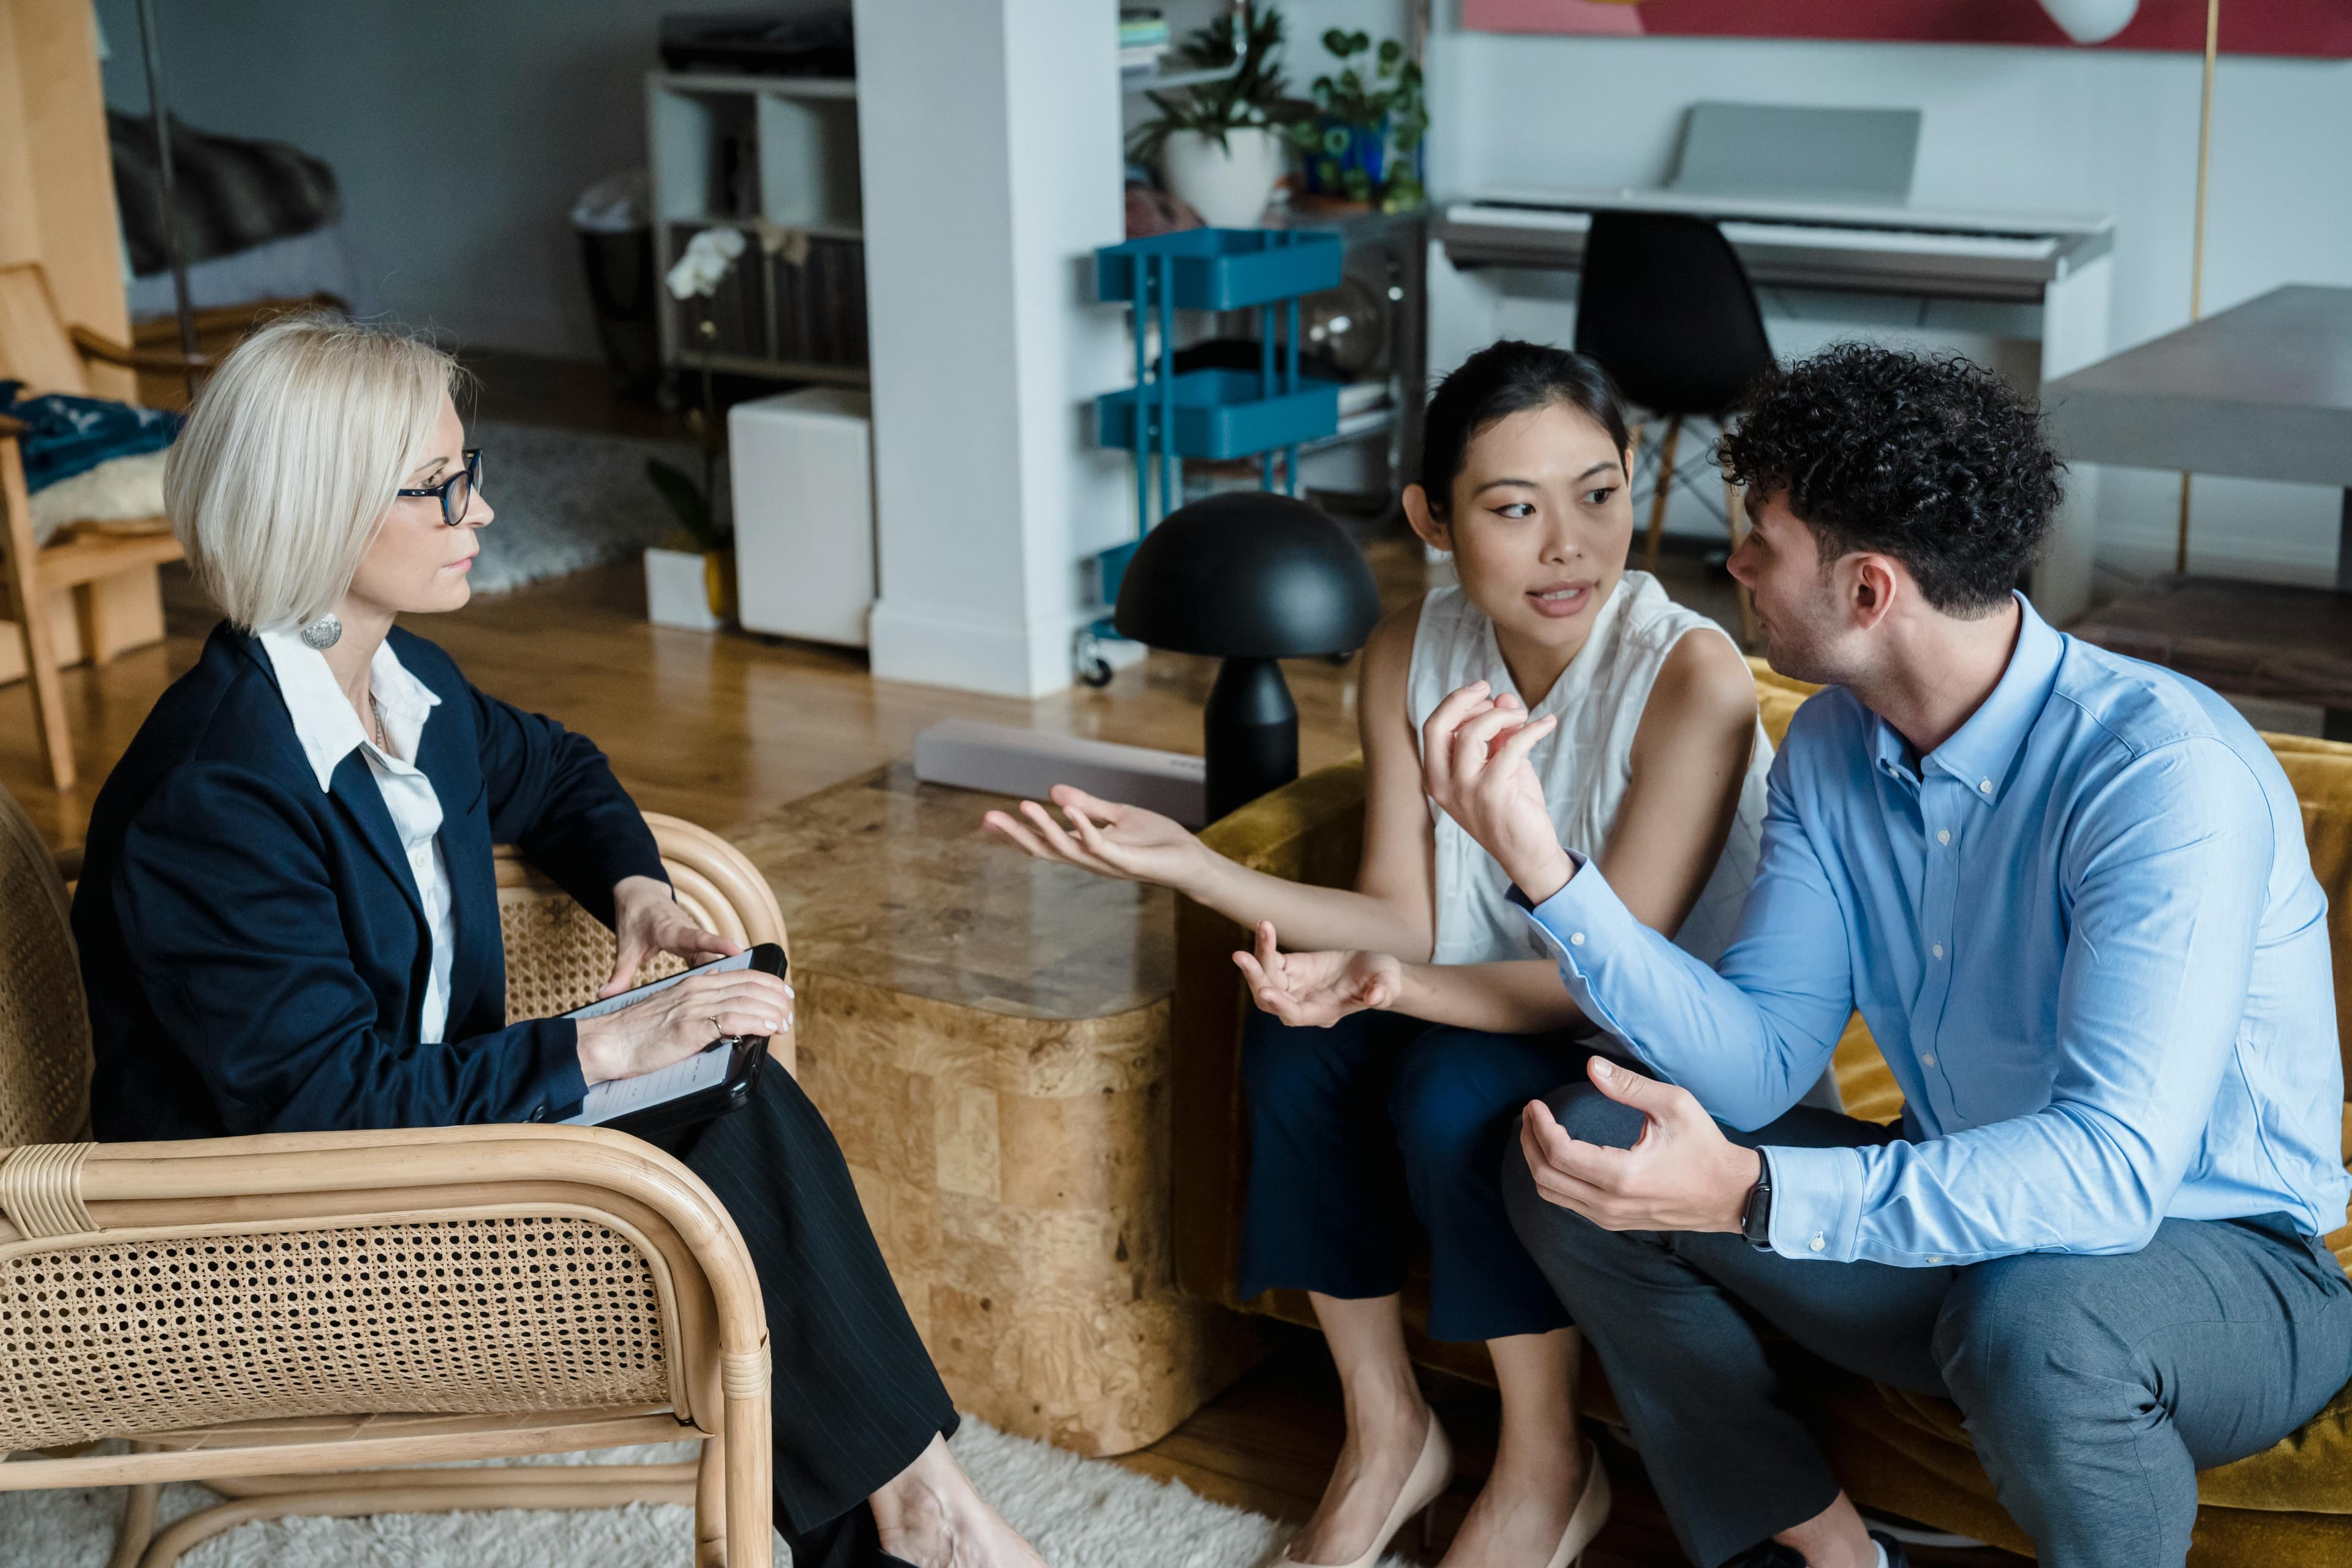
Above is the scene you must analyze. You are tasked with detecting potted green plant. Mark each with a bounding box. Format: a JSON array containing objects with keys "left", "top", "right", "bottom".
[
  {"left": 1128, "top": 6, "right": 1301, "bottom": 227},
  {"left": 1288, "top": 29, "right": 1427, "bottom": 213}
]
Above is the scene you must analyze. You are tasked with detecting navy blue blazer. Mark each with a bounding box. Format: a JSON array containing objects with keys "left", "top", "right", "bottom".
[{"left": 75, "top": 623, "right": 669, "bottom": 1140}]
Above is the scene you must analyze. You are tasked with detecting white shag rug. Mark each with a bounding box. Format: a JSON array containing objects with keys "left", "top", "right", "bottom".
[
  {"left": 0, "top": 1419, "right": 1411, "bottom": 1568},
  {"left": 464, "top": 418, "right": 704, "bottom": 597}
]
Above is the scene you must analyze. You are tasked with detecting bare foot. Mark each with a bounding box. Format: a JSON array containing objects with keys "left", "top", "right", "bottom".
[
  {"left": 1284, "top": 1396, "right": 1434, "bottom": 1566},
  {"left": 1436, "top": 1444, "right": 1592, "bottom": 1568},
  {"left": 870, "top": 1433, "right": 1048, "bottom": 1568}
]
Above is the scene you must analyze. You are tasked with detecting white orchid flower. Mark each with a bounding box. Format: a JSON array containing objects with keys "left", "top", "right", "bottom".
[{"left": 664, "top": 227, "right": 749, "bottom": 300}]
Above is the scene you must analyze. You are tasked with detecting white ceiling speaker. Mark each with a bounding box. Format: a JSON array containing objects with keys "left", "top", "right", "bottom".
[{"left": 2038, "top": 0, "right": 2141, "bottom": 45}]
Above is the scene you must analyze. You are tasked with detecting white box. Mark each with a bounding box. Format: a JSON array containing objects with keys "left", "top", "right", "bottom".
[
  {"left": 729, "top": 386, "right": 875, "bottom": 646},
  {"left": 644, "top": 546, "right": 722, "bottom": 632}
]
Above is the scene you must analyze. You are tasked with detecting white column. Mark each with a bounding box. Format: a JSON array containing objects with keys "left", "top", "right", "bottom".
[{"left": 854, "top": 0, "right": 1130, "bottom": 697}]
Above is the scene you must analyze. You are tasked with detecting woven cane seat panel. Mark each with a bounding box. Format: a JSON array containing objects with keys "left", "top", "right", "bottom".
[
  {"left": 0, "top": 793, "right": 90, "bottom": 1148},
  {"left": 0, "top": 1215, "right": 670, "bottom": 1450},
  {"left": 500, "top": 895, "right": 684, "bottom": 1023}
]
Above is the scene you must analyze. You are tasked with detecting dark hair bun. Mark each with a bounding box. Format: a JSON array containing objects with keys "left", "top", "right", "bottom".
[{"left": 1418, "top": 341, "right": 1630, "bottom": 514}]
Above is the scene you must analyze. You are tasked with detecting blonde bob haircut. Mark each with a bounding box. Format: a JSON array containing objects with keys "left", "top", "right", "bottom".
[{"left": 166, "top": 314, "right": 463, "bottom": 632}]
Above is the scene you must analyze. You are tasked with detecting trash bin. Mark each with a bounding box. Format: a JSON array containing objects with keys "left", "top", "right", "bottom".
[{"left": 573, "top": 171, "right": 660, "bottom": 390}]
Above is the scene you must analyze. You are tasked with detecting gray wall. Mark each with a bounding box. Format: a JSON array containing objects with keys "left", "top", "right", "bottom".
[{"left": 96, "top": 0, "right": 785, "bottom": 356}]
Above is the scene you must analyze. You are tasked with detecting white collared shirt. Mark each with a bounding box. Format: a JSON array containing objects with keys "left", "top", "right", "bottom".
[{"left": 257, "top": 628, "right": 454, "bottom": 1043}]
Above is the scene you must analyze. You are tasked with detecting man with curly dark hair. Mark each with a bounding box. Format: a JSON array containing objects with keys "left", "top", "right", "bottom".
[
  {"left": 1411, "top": 342, "right": 2351, "bottom": 1568},
  {"left": 1718, "top": 343, "right": 2065, "bottom": 665}
]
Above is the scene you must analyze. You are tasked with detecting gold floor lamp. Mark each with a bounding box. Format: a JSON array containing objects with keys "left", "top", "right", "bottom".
[
  {"left": 2177, "top": 0, "right": 2220, "bottom": 575},
  {"left": 2039, "top": 0, "right": 2215, "bottom": 575}
]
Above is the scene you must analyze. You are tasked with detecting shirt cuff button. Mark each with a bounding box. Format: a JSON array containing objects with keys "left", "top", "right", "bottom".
[
  {"left": 1809, "top": 1233, "right": 1826, "bottom": 1253},
  {"left": 1570, "top": 932, "right": 1586, "bottom": 946}
]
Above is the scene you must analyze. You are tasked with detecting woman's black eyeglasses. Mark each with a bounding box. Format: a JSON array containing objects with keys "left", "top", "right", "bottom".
[{"left": 396, "top": 449, "right": 484, "bottom": 527}]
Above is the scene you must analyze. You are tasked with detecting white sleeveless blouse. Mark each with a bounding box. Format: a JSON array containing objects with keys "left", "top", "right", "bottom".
[{"left": 1406, "top": 571, "right": 1770, "bottom": 968}]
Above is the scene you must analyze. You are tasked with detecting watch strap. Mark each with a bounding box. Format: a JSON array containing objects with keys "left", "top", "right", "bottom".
[{"left": 1740, "top": 1151, "right": 1775, "bottom": 1251}]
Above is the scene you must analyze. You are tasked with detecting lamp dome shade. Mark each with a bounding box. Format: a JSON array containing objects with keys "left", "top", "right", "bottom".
[
  {"left": 2038, "top": 0, "right": 2138, "bottom": 43},
  {"left": 1114, "top": 492, "right": 1382, "bottom": 659}
]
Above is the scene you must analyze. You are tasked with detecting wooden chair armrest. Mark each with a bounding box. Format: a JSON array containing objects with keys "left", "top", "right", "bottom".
[
  {"left": 74, "top": 1123, "right": 745, "bottom": 1256},
  {"left": 68, "top": 324, "right": 212, "bottom": 375}
]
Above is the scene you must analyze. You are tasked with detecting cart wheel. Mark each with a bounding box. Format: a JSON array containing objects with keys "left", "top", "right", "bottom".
[{"left": 1073, "top": 630, "right": 1116, "bottom": 688}]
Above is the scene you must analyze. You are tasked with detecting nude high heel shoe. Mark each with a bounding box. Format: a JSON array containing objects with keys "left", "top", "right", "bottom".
[
  {"left": 1540, "top": 1442, "right": 1613, "bottom": 1568},
  {"left": 1276, "top": 1414, "right": 1454, "bottom": 1568}
]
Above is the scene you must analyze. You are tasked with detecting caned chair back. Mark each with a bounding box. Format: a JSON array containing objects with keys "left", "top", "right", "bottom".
[{"left": 0, "top": 779, "right": 91, "bottom": 1146}]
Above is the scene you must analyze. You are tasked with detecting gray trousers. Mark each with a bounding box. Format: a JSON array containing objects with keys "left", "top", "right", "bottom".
[{"left": 1501, "top": 1082, "right": 2352, "bottom": 1568}]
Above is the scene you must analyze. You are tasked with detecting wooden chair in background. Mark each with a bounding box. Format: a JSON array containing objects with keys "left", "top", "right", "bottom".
[
  {"left": 0, "top": 785, "right": 790, "bottom": 1567},
  {"left": 2, "top": 1, "right": 208, "bottom": 793},
  {"left": 0, "top": 260, "right": 208, "bottom": 793}
]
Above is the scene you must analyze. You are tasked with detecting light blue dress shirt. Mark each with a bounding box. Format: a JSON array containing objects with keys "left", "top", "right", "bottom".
[{"left": 1519, "top": 596, "right": 2348, "bottom": 1265}]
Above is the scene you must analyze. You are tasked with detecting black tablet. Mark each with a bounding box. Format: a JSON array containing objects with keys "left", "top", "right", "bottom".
[{"left": 551, "top": 943, "right": 787, "bottom": 1139}]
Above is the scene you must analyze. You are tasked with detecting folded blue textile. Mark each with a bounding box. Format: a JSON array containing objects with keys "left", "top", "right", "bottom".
[{"left": 0, "top": 382, "right": 182, "bottom": 494}]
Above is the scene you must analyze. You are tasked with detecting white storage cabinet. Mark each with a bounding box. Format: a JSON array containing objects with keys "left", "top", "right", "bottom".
[{"left": 729, "top": 386, "right": 876, "bottom": 647}]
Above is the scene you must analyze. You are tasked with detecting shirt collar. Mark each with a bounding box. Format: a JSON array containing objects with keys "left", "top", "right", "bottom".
[
  {"left": 255, "top": 627, "right": 442, "bottom": 792},
  {"left": 1887, "top": 592, "right": 2063, "bottom": 809}
]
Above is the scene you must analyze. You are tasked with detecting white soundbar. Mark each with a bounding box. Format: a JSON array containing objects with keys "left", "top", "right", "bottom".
[{"left": 913, "top": 720, "right": 1208, "bottom": 827}]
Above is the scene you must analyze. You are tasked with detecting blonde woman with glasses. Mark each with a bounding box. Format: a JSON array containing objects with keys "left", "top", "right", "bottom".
[{"left": 71, "top": 315, "right": 1044, "bottom": 1568}]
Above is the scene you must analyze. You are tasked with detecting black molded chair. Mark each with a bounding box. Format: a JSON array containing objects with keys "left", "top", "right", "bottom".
[{"left": 1574, "top": 211, "right": 1774, "bottom": 639}]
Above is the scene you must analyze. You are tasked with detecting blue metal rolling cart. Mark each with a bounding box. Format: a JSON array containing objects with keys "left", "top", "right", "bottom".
[{"left": 1075, "top": 226, "right": 1345, "bottom": 685}]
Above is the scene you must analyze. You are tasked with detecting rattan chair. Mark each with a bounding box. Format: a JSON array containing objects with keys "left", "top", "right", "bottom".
[{"left": 0, "top": 779, "right": 791, "bottom": 1567}]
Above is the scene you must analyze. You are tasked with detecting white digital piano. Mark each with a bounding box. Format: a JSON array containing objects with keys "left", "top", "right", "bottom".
[{"left": 1428, "top": 105, "right": 2118, "bottom": 622}]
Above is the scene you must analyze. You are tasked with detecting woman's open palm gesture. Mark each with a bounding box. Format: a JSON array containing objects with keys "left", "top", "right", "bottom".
[
  {"left": 1232, "top": 920, "right": 1403, "bottom": 1029},
  {"left": 982, "top": 785, "right": 1206, "bottom": 888}
]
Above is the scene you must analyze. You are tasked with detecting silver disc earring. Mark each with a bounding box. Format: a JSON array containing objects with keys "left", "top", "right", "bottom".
[{"left": 298, "top": 613, "right": 343, "bottom": 650}]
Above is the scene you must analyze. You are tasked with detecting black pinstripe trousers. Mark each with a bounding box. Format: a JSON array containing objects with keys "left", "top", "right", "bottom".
[{"left": 677, "top": 1066, "right": 957, "bottom": 1562}]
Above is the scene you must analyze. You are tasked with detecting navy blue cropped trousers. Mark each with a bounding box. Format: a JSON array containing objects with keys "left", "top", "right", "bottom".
[{"left": 1238, "top": 1008, "right": 1597, "bottom": 1342}]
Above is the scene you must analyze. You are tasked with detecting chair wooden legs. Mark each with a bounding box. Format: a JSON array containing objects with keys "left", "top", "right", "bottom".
[
  {"left": 1724, "top": 477, "right": 1757, "bottom": 647},
  {"left": 124, "top": 1463, "right": 703, "bottom": 1568},
  {"left": 1, "top": 437, "right": 75, "bottom": 792},
  {"left": 696, "top": 1428, "right": 729, "bottom": 1567},
  {"left": 1643, "top": 415, "right": 1684, "bottom": 575},
  {"left": 723, "top": 1357, "right": 775, "bottom": 1568},
  {"left": 106, "top": 1481, "right": 160, "bottom": 1568}
]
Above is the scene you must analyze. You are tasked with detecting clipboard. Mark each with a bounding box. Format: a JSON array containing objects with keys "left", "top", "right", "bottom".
[{"left": 551, "top": 943, "right": 787, "bottom": 1139}]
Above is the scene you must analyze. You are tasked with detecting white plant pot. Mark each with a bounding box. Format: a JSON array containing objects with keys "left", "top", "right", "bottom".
[
  {"left": 644, "top": 546, "right": 722, "bottom": 631},
  {"left": 1161, "top": 127, "right": 1285, "bottom": 228}
]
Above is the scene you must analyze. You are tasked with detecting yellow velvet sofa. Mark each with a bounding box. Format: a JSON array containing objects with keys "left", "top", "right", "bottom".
[{"left": 1169, "top": 658, "right": 2352, "bottom": 1563}]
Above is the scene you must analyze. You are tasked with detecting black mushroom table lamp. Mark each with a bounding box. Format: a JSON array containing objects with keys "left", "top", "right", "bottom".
[{"left": 1114, "top": 492, "right": 1382, "bottom": 823}]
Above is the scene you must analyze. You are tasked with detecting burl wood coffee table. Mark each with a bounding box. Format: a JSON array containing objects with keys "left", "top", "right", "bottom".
[{"left": 733, "top": 763, "right": 1259, "bottom": 1456}]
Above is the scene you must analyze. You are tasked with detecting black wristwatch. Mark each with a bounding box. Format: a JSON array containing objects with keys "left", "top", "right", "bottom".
[{"left": 1740, "top": 1154, "right": 1774, "bottom": 1251}]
